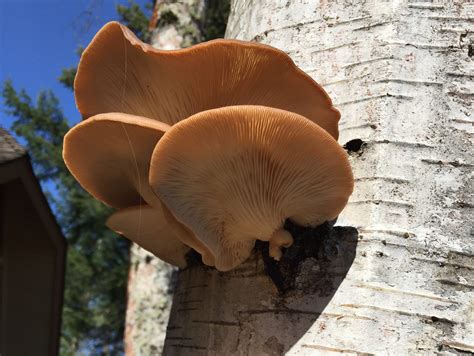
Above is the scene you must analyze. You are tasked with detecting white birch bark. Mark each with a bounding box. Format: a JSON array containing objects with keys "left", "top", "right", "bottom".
[
  {"left": 125, "top": 250, "right": 176, "bottom": 355},
  {"left": 163, "top": 0, "right": 473, "bottom": 355}
]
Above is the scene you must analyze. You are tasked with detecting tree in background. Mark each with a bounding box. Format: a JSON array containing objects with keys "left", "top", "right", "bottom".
[
  {"left": 1, "top": 1, "right": 154, "bottom": 354},
  {"left": 117, "top": 0, "right": 153, "bottom": 43}
]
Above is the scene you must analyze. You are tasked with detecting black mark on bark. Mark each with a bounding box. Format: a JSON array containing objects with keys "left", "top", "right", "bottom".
[
  {"left": 344, "top": 139, "right": 366, "bottom": 153},
  {"left": 257, "top": 220, "right": 356, "bottom": 293}
]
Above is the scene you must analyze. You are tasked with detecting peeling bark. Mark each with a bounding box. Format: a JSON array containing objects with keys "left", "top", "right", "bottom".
[{"left": 163, "top": 0, "right": 473, "bottom": 354}]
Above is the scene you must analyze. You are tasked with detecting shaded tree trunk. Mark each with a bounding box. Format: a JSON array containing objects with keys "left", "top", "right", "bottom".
[{"left": 163, "top": 0, "right": 473, "bottom": 354}]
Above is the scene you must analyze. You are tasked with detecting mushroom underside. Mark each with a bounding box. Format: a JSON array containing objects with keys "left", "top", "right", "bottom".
[
  {"left": 64, "top": 22, "right": 353, "bottom": 271},
  {"left": 149, "top": 105, "right": 353, "bottom": 271}
]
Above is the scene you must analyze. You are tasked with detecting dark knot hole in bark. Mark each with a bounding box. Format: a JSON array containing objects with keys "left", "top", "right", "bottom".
[{"left": 343, "top": 138, "right": 366, "bottom": 153}]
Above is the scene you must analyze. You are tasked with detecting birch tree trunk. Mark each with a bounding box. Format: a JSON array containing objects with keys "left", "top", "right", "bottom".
[{"left": 163, "top": 0, "right": 473, "bottom": 354}]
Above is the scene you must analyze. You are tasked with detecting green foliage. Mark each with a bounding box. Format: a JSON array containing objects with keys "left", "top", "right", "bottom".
[
  {"left": 202, "top": 0, "right": 231, "bottom": 41},
  {"left": 2, "top": 83, "right": 68, "bottom": 180},
  {"left": 2, "top": 80, "right": 130, "bottom": 355},
  {"left": 58, "top": 67, "right": 77, "bottom": 91},
  {"left": 116, "top": 0, "right": 153, "bottom": 42},
  {"left": 59, "top": 48, "right": 82, "bottom": 90}
]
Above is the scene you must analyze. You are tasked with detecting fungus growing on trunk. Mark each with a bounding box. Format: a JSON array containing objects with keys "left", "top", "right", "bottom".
[
  {"left": 74, "top": 21, "right": 340, "bottom": 138},
  {"left": 149, "top": 106, "right": 354, "bottom": 271},
  {"left": 63, "top": 112, "right": 169, "bottom": 208},
  {"left": 63, "top": 112, "right": 214, "bottom": 267},
  {"left": 63, "top": 22, "right": 353, "bottom": 272},
  {"left": 106, "top": 205, "right": 189, "bottom": 268}
]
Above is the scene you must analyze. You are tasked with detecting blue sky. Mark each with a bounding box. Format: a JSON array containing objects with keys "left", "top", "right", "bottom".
[
  {"left": 0, "top": 0, "right": 149, "bottom": 213},
  {"left": 0, "top": 0, "right": 149, "bottom": 130}
]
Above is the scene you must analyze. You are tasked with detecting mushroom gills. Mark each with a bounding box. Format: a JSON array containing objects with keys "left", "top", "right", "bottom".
[
  {"left": 160, "top": 201, "right": 215, "bottom": 267},
  {"left": 149, "top": 105, "right": 353, "bottom": 271}
]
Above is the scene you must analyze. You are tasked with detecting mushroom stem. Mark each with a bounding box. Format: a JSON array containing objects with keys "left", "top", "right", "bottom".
[{"left": 268, "top": 229, "right": 294, "bottom": 261}]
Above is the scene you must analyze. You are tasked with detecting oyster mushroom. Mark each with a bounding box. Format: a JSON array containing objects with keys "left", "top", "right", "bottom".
[
  {"left": 149, "top": 105, "right": 354, "bottom": 271},
  {"left": 75, "top": 21, "right": 340, "bottom": 138},
  {"left": 63, "top": 112, "right": 213, "bottom": 266},
  {"left": 63, "top": 112, "right": 168, "bottom": 207},
  {"left": 106, "top": 205, "right": 189, "bottom": 268}
]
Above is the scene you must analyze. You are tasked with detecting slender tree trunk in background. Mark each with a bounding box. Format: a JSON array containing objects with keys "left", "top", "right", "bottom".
[
  {"left": 125, "top": 1, "right": 205, "bottom": 354},
  {"left": 125, "top": 247, "right": 175, "bottom": 355},
  {"left": 163, "top": 1, "right": 473, "bottom": 354}
]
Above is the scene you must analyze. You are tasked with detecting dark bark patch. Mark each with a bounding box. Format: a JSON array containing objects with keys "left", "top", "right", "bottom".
[
  {"left": 344, "top": 138, "right": 366, "bottom": 153},
  {"left": 437, "top": 342, "right": 473, "bottom": 355},
  {"left": 263, "top": 336, "right": 285, "bottom": 355},
  {"left": 257, "top": 220, "right": 358, "bottom": 293},
  {"left": 183, "top": 222, "right": 359, "bottom": 296}
]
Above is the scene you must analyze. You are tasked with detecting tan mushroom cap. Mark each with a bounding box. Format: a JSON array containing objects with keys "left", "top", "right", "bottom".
[
  {"left": 63, "top": 112, "right": 212, "bottom": 263},
  {"left": 63, "top": 112, "right": 169, "bottom": 208},
  {"left": 106, "top": 205, "right": 189, "bottom": 268},
  {"left": 75, "top": 21, "right": 340, "bottom": 138},
  {"left": 149, "top": 105, "right": 354, "bottom": 271}
]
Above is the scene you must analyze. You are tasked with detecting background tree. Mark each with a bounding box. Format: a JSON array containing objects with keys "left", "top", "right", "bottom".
[
  {"left": 2, "top": 1, "right": 154, "bottom": 354},
  {"left": 117, "top": 0, "right": 153, "bottom": 43}
]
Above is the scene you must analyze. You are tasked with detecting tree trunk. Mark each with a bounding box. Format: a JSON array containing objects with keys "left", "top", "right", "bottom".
[{"left": 163, "top": 0, "right": 473, "bottom": 354}]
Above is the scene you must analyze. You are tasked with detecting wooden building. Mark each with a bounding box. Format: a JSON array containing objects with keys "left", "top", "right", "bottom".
[{"left": 0, "top": 128, "right": 66, "bottom": 356}]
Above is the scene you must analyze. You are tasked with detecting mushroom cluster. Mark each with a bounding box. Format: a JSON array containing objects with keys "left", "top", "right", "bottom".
[{"left": 63, "top": 22, "right": 353, "bottom": 272}]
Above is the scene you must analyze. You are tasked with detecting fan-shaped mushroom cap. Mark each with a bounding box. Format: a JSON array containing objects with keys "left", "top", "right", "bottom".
[
  {"left": 63, "top": 112, "right": 212, "bottom": 263},
  {"left": 75, "top": 21, "right": 340, "bottom": 138},
  {"left": 106, "top": 205, "right": 189, "bottom": 268},
  {"left": 63, "top": 112, "right": 169, "bottom": 208},
  {"left": 149, "top": 106, "right": 354, "bottom": 271}
]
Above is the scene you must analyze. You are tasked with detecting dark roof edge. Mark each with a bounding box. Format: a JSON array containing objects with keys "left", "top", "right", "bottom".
[{"left": 0, "top": 127, "right": 27, "bottom": 164}]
